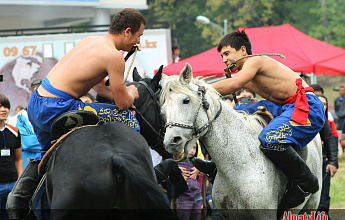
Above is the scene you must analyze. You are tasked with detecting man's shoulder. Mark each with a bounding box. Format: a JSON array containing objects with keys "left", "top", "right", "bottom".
[{"left": 334, "top": 97, "right": 341, "bottom": 102}]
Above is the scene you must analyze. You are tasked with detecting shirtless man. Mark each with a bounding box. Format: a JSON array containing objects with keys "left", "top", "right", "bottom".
[
  {"left": 7, "top": 8, "right": 145, "bottom": 219},
  {"left": 193, "top": 29, "right": 325, "bottom": 211}
]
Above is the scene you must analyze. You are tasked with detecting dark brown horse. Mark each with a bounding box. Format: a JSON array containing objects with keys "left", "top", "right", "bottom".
[{"left": 44, "top": 67, "right": 177, "bottom": 219}]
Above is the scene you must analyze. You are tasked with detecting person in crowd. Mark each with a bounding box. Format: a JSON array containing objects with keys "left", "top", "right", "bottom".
[
  {"left": 315, "top": 94, "right": 338, "bottom": 219},
  {"left": 7, "top": 79, "right": 51, "bottom": 219},
  {"left": 334, "top": 86, "right": 345, "bottom": 129},
  {"left": 14, "top": 106, "right": 24, "bottom": 115},
  {"left": 7, "top": 8, "right": 146, "bottom": 219},
  {"left": 177, "top": 142, "right": 202, "bottom": 220},
  {"left": 172, "top": 45, "right": 181, "bottom": 63},
  {"left": 0, "top": 94, "right": 24, "bottom": 220},
  {"left": 8, "top": 79, "right": 42, "bottom": 167},
  {"left": 221, "top": 95, "right": 235, "bottom": 109},
  {"left": 235, "top": 87, "right": 258, "bottom": 107},
  {"left": 311, "top": 84, "right": 324, "bottom": 95},
  {"left": 6, "top": 106, "right": 24, "bottom": 125},
  {"left": 341, "top": 119, "right": 345, "bottom": 150},
  {"left": 237, "top": 88, "right": 257, "bottom": 103},
  {"left": 193, "top": 29, "right": 325, "bottom": 211},
  {"left": 221, "top": 95, "right": 233, "bottom": 104},
  {"left": 80, "top": 92, "right": 95, "bottom": 103}
]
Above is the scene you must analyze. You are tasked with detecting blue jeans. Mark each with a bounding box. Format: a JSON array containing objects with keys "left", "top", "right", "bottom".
[{"left": 0, "top": 181, "right": 16, "bottom": 220}]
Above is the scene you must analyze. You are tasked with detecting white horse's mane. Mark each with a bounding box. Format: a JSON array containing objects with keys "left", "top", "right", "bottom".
[{"left": 160, "top": 75, "right": 265, "bottom": 134}]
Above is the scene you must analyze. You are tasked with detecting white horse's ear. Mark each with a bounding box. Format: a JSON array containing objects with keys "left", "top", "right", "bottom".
[
  {"left": 161, "top": 74, "right": 169, "bottom": 87},
  {"left": 179, "top": 63, "right": 193, "bottom": 84}
]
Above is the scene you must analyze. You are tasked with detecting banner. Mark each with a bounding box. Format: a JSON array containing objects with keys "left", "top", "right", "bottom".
[{"left": 0, "top": 29, "right": 171, "bottom": 116}]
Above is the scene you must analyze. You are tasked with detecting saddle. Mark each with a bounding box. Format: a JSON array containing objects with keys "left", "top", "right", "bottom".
[
  {"left": 253, "top": 106, "right": 274, "bottom": 127},
  {"left": 38, "top": 110, "right": 99, "bottom": 175},
  {"left": 50, "top": 110, "right": 99, "bottom": 141}
]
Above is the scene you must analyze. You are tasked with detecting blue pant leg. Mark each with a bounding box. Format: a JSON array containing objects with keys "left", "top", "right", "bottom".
[
  {"left": 236, "top": 100, "right": 282, "bottom": 118},
  {"left": 78, "top": 102, "right": 140, "bottom": 132}
]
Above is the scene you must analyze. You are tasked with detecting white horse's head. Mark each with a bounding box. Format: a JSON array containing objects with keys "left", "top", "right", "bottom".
[{"left": 160, "top": 63, "right": 220, "bottom": 161}]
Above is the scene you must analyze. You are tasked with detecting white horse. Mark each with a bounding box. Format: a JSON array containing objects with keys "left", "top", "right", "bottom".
[{"left": 160, "top": 63, "right": 322, "bottom": 220}]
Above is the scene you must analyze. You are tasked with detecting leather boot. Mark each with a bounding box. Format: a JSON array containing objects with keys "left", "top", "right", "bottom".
[
  {"left": 191, "top": 157, "right": 217, "bottom": 184},
  {"left": 260, "top": 146, "right": 319, "bottom": 210},
  {"left": 7, "top": 160, "right": 42, "bottom": 220},
  {"left": 154, "top": 158, "right": 175, "bottom": 184}
]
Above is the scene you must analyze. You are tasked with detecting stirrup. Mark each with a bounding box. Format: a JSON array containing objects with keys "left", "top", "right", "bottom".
[{"left": 50, "top": 110, "right": 99, "bottom": 141}]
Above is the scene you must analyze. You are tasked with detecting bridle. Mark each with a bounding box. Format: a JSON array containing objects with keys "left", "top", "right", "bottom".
[
  {"left": 130, "top": 80, "right": 165, "bottom": 149},
  {"left": 164, "top": 85, "right": 222, "bottom": 141}
]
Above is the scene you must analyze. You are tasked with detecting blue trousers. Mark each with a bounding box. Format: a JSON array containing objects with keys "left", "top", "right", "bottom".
[{"left": 0, "top": 181, "right": 16, "bottom": 220}]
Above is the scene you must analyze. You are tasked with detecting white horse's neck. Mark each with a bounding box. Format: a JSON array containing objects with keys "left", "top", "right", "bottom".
[{"left": 200, "top": 97, "right": 262, "bottom": 169}]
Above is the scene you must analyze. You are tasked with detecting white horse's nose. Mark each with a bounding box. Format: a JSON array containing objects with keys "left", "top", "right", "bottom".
[{"left": 163, "top": 135, "right": 183, "bottom": 153}]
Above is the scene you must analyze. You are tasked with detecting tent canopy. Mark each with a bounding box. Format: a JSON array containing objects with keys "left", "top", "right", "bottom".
[{"left": 162, "top": 24, "right": 345, "bottom": 76}]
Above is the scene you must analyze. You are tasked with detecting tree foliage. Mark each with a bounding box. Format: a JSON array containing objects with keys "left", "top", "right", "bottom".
[{"left": 141, "top": 0, "right": 345, "bottom": 59}]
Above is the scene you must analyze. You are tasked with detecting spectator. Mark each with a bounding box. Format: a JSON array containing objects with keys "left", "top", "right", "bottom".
[
  {"left": 236, "top": 88, "right": 257, "bottom": 106},
  {"left": 14, "top": 106, "right": 24, "bottom": 115},
  {"left": 177, "top": 142, "right": 202, "bottom": 220},
  {"left": 80, "top": 92, "right": 95, "bottom": 103},
  {"left": 334, "top": 86, "right": 345, "bottom": 129},
  {"left": 341, "top": 120, "right": 345, "bottom": 150},
  {"left": 8, "top": 79, "right": 42, "bottom": 167},
  {"left": 310, "top": 84, "right": 324, "bottom": 95},
  {"left": 0, "top": 94, "right": 24, "bottom": 220},
  {"left": 172, "top": 45, "right": 181, "bottom": 63},
  {"left": 316, "top": 94, "right": 338, "bottom": 218},
  {"left": 7, "top": 79, "right": 50, "bottom": 219},
  {"left": 6, "top": 106, "right": 24, "bottom": 125},
  {"left": 221, "top": 95, "right": 235, "bottom": 109}
]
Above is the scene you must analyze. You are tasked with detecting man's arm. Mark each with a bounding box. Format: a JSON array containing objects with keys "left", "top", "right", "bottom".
[
  {"left": 106, "top": 52, "right": 138, "bottom": 110},
  {"left": 14, "top": 147, "right": 24, "bottom": 177},
  {"left": 212, "top": 58, "right": 260, "bottom": 96}
]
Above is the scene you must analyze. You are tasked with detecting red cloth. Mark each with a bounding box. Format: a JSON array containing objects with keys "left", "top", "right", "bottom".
[
  {"left": 283, "top": 78, "right": 314, "bottom": 125},
  {"left": 328, "top": 119, "right": 339, "bottom": 138}
]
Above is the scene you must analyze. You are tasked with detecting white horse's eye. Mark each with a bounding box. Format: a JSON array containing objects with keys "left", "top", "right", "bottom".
[{"left": 183, "top": 98, "right": 190, "bottom": 104}]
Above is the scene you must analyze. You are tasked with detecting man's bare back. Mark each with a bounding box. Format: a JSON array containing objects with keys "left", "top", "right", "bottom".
[
  {"left": 213, "top": 45, "right": 309, "bottom": 105},
  {"left": 40, "top": 36, "right": 114, "bottom": 99},
  {"left": 37, "top": 21, "right": 145, "bottom": 110}
]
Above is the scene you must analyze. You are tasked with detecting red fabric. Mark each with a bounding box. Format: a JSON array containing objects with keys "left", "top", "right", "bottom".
[
  {"left": 283, "top": 78, "right": 314, "bottom": 125},
  {"left": 328, "top": 119, "right": 339, "bottom": 138},
  {"left": 159, "top": 24, "right": 345, "bottom": 76}
]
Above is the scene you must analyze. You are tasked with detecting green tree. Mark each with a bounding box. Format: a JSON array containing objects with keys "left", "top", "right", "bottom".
[
  {"left": 141, "top": 0, "right": 344, "bottom": 60},
  {"left": 142, "top": 0, "right": 211, "bottom": 59}
]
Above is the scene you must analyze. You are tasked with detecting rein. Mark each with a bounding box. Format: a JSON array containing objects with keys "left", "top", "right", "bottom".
[
  {"left": 131, "top": 80, "right": 165, "bottom": 147},
  {"left": 122, "top": 45, "right": 140, "bottom": 84},
  {"left": 165, "top": 86, "right": 222, "bottom": 139}
]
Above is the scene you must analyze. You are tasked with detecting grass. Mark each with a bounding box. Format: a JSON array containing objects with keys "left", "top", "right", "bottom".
[{"left": 329, "top": 151, "right": 345, "bottom": 219}]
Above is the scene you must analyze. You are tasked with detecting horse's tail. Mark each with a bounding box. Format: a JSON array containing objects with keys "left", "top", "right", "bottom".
[{"left": 111, "top": 153, "right": 177, "bottom": 219}]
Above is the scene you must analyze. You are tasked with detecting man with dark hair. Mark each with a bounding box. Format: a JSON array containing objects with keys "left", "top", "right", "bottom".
[
  {"left": 0, "top": 94, "right": 24, "bottom": 220},
  {"left": 310, "top": 84, "right": 324, "bottom": 95},
  {"left": 7, "top": 8, "right": 146, "bottom": 219},
  {"left": 193, "top": 29, "right": 325, "bottom": 211},
  {"left": 334, "top": 85, "right": 345, "bottom": 129}
]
